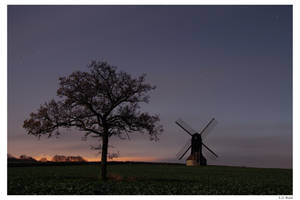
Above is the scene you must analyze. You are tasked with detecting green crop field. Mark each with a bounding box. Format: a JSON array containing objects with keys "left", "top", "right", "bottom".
[{"left": 7, "top": 163, "right": 292, "bottom": 195}]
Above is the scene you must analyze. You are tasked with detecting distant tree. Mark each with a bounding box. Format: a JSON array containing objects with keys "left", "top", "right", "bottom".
[
  {"left": 23, "top": 61, "right": 163, "bottom": 180},
  {"left": 51, "top": 155, "right": 86, "bottom": 162},
  {"left": 19, "top": 155, "right": 37, "bottom": 162},
  {"left": 66, "top": 156, "right": 87, "bottom": 162},
  {"left": 52, "top": 155, "right": 67, "bottom": 162}
]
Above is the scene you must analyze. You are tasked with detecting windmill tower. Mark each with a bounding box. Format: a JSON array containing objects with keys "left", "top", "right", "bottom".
[{"left": 175, "top": 118, "right": 218, "bottom": 166}]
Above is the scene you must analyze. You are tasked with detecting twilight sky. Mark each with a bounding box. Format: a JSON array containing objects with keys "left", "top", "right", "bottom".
[{"left": 7, "top": 5, "right": 292, "bottom": 168}]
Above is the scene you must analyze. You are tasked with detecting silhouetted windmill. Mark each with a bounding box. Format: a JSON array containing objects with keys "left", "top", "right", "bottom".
[{"left": 175, "top": 118, "right": 218, "bottom": 166}]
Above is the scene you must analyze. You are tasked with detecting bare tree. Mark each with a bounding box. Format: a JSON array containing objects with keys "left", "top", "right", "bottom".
[{"left": 23, "top": 61, "right": 163, "bottom": 180}]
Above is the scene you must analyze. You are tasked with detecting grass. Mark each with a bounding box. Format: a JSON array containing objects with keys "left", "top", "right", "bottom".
[{"left": 7, "top": 163, "right": 292, "bottom": 195}]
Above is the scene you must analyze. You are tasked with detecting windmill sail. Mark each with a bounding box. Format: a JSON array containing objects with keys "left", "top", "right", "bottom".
[
  {"left": 176, "top": 139, "right": 191, "bottom": 160},
  {"left": 178, "top": 146, "right": 191, "bottom": 160},
  {"left": 202, "top": 142, "right": 218, "bottom": 159},
  {"left": 175, "top": 118, "right": 197, "bottom": 136},
  {"left": 200, "top": 118, "right": 218, "bottom": 140}
]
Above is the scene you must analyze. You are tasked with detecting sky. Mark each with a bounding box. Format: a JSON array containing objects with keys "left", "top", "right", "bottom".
[{"left": 7, "top": 5, "right": 292, "bottom": 168}]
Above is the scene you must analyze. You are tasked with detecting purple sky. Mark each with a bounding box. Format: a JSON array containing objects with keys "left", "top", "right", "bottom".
[{"left": 7, "top": 5, "right": 292, "bottom": 168}]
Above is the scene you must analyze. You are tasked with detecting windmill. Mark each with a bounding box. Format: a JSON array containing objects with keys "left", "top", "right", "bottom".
[{"left": 175, "top": 118, "right": 218, "bottom": 166}]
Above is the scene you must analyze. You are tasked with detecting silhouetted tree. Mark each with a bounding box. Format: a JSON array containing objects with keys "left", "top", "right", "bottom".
[
  {"left": 23, "top": 61, "right": 163, "bottom": 180},
  {"left": 19, "top": 155, "right": 37, "bottom": 162}
]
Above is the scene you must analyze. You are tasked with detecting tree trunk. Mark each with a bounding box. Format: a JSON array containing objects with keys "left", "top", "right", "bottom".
[{"left": 101, "top": 132, "right": 109, "bottom": 180}]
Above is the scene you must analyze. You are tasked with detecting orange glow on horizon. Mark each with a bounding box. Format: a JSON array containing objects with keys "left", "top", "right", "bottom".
[
  {"left": 80, "top": 156, "right": 158, "bottom": 162},
  {"left": 108, "top": 156, "right": 158, "bottom": 162},
  {"left": 32, "top": 155, "right": 158, "bottom": 162},
  {"left": 33, "top": 155, "right": 53, "bottom": 161}
]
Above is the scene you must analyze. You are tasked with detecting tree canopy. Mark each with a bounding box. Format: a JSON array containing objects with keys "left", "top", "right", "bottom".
[{"left": 24, "top": 61, "right": 163, "bottom": 139}]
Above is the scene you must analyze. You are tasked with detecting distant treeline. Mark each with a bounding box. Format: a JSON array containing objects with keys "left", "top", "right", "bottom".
[
  {"left": 7, "top": 154, "right": 86, "bottom": 163},
  {"left": 8, "top": 161, "right": 95, "bottom": 167}
]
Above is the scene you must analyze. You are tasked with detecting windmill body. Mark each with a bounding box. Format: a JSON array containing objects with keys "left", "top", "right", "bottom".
[
  {"left": 175, "top": 118, "right": 218, "bottom": 166},
  {"left": 190, "top": 133, "right": 207, "bottom": 165}
]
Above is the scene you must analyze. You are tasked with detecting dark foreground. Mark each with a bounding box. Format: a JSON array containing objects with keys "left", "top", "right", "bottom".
[{"left": 8, "top": 162, "right": 292, "bottom": 195}]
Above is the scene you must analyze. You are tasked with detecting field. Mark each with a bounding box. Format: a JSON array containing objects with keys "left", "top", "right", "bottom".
[{"left": 8, "top": 162, "right": 292, "bottom": 195}]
